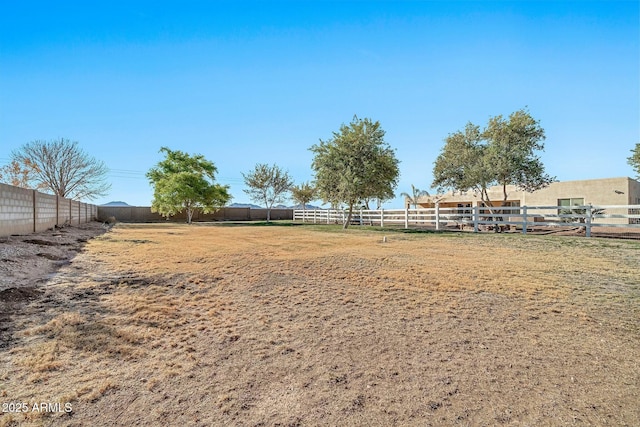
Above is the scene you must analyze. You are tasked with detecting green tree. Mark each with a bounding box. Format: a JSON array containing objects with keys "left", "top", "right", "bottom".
[
  {"left": 433, "top": 122, "right": 492, "bottom": 204},
  {"left": 9, "top": 138, "right": 110, "bottom": 200},
  {"left": 628, "top": 143, "right": 640, "bottom": 178},
  {"left": 400, "top": 184, "right": 430, "bottom": 209},
  {"left": 147, "top": 147, "right": 230, "bottom": 224},
  {"left": 242, "top": 163, "right": 293, "bottom": 222},
  {"left": 290, "top": 182, "right": 317, "bottom": 214},
  {"left": 310, "top": 116, "right": 400, "bottom": 229},
  {"left": 483, "top": 108, "right": 554, "bottom": 202},
  {"left": 433, "top": 109, "right": 554, "bottom": 212}
]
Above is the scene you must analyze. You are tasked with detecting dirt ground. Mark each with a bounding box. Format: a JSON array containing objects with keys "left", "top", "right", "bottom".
[
  {"left": 0, "top": 223, "right": 107, "bottom": 350},
  {"left": 0, "top": 222, "right": 638, "bottom": 426}
]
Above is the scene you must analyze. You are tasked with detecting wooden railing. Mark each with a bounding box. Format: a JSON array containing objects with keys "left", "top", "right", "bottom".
[{"left": 293, "top": 205, "right": 640, "bottom": 237}]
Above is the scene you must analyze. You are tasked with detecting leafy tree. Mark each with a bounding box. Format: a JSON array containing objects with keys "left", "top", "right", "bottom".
[
  {"left": 9, "top": 138, "right": 110, "bottom": 200},
  {"left": 290, "top": 182, "right": 317, "bottom": 214},
  {"left": 629, "top": 143, "right": 640, "bottom": 178},
  {"left": 433, "top": 109, "right": 554, "bottom": 212},
  {"left": 433, "top": 122, "right": 492, "bottom": 203},
  {"left": 242, "top": 163, "right": 293, "bottom": 222},
  {"left": 0, "top": 158, "right": 48, "bottom": 191},
  {"left": 147, "top": 147, "right": 230, "bottom": 224},
  {"left": 483, "top": 108, "right": 554, "bottom": 200},
  {"left": 400, "top": 184, "right": 430, "bottom": 209},
  {"left": 310, "top": 116, "right": 400, "bottom": 229}
]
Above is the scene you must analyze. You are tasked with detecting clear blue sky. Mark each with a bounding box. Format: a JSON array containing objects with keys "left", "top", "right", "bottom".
[{"left": 1, "top": 1, "right": 638, "bottom": 207}]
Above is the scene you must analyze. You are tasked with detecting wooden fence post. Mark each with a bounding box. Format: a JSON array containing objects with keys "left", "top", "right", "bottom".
[
  {"left": 522, "top": 206, "right": 528, "bottom": 235},
  {"left": 380, "top": 208, "right": 384, "bottom": 227},
  {"left": 586, "top": 204, "right": 592, "bottom": 238},
  {"left": 435, "top": 204, "right": 440, "bottom": 231},
  {"left": 404, "top": 208, "right": 409, "bottom": 229}
]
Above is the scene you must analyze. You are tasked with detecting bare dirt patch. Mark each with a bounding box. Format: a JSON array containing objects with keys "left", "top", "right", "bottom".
[
  {"left": 1, "top": 223, "right": 638, "bottom": 426},
  {"left": 0, "top": 223, "right": 106, "bottom": 351}
]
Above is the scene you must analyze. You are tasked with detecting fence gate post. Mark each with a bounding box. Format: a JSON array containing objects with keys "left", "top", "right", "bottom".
[
  {"left": 380, "top": 208, "right": 384, "bottom": 227},
  {"left": 586, "top": 204, "right": 592, "bottom": 237},
  {"left": 522, "top": 206, "right": 528, "bottom": 235},
  {"left": 404, "top": 208, "right": 409, "bottom": 229},
  {"left": 360, "top": 208, "right": 363, "bottom": 226},
  {"left": 435, "top": 204, "right": 440, "bottom": 231},
  {"left": 473, "top": 205, "right": 479, "bottom": 233}
]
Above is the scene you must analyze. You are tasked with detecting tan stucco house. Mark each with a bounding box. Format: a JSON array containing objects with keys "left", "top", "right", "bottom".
[{"left": 411, "top": 177, "right": 640, "bottom": 225}]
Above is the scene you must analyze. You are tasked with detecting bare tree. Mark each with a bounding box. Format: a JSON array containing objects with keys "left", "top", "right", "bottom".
[{"left": 11, "top": 139, "right": 111, "bottom": 200}]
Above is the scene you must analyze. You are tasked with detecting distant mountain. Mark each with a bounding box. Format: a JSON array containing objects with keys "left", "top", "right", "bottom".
[
  {"left": 228, "top": 203, "right": 263, "bottom": 209},
  {"left": 289, "top": 203, "right": 323, "bottom": 210},
  {"left": 101, "top": 201, "right": 132, "bottom": 207}
]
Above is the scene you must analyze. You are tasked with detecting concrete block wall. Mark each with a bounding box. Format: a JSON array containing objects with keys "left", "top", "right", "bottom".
[
  {"left": 80, "top": 203, "right": 88, "bottom": 223},
  {"left": 58, "top": 197, "right": 71, "bottom": 225},
  {"left": 70, "top": 200, "right": 81, "bottom": 225},
  {"left": 0, "top": 183, "right": 34, "bottom": 235},
  {"left": 249, "top": 208, "right": 292, "bottom": 220},
  {"left": 0, "top": 183, "right": 98, "bottom": 237},
  {"left": 97, "top": 206, "right": 294, "bottom": 222},
  {"left": 35, "top": 192, "right": 58, "bottom": 232}
]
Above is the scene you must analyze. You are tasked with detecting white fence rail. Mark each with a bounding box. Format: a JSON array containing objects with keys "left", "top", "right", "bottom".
[{"left": 293, "top": 205, "right": 640, "bottom": 237}]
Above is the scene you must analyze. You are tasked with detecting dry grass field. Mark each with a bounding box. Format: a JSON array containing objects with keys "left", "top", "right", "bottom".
[{"left": 1, "top": 222, "right": 639, "bottom": 426}]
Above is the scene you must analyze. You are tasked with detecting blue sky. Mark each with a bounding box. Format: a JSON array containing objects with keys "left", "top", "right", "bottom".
[{"left": 1, "top": 1, "right": 638, "bottom": 207}]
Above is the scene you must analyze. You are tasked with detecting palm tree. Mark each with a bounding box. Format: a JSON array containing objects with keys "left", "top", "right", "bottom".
[{"left": 400, "top": 185, "right": 430, "bottom": 209}]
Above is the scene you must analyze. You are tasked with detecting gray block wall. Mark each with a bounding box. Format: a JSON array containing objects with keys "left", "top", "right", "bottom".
[
  {"left": 0, "top": 183, "right": 34, "bottom": 235},
  {"left": 97, "top": 206, "right": 294, "bottom": 222},
  {"left": 0, "top": 183, "right": 98, "bottom": 237},
  {"left": 35, "top": 192, "right": 58, "bottom": 232},
  {"left": 58, "top": 197, "right": 71, "bottom": 225},
  {"left": 70, "top": 200, "right": 80, "bottom": 225},
  {"left": 80, "top": 203, "right": 88, "bottom": 223}
]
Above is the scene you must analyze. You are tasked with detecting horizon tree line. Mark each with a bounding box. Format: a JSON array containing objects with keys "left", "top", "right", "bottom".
[{"left": 4, "top": 115, "right": 639, "bottom": 225}]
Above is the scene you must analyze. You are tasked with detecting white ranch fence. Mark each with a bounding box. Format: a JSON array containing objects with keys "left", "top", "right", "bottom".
[{"left": 293, "top": 205, "right": 640, "bottom": 238}]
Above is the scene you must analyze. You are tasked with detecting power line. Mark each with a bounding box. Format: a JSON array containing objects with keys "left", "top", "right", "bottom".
[{"left": 108, "top": 168, "right": 146, "bottom": 176}]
